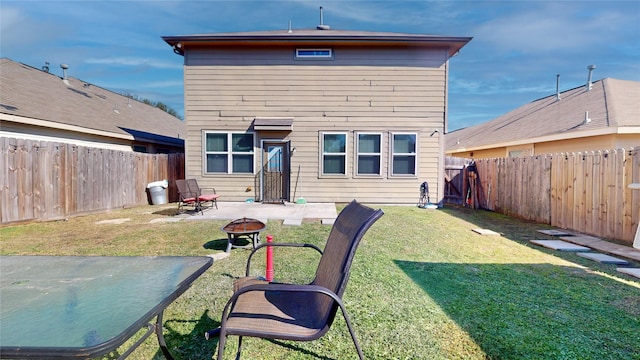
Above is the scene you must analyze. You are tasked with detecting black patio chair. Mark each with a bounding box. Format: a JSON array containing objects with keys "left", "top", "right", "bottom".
[{"left": 206, "top": 200, "right": 384, "bottom": 359}]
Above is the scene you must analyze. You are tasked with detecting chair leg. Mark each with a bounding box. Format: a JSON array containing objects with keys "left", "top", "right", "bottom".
[
  {"left": 340, "top": 306, "right": 365, "bottom": 360},
  {"left": 216, "top": 333, "right": 227, "bottom": 360},
  {"left": 234, "top": 336, "right": 243, "bottom": 360}
]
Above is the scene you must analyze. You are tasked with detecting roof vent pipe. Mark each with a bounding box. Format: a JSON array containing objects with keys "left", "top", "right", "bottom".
[
  {"left": 60, "top": 64, "right": 70, "bottom": 85},
  {"left": 556, "top": 74, "right": 561, "bottom": 101},
  {"left": 60, "top": 64, "right": 68, "bottom": 79},
  {"left": 586, "top": 64, "right": 596, "bottom": 91},
  {"left": 317, "top": 7, "right": 330, "bottom": 30}
]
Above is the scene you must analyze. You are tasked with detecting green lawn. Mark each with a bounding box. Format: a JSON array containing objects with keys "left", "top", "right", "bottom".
[{"left": 1, "top": 204, "right": 639, "bottom": 359}]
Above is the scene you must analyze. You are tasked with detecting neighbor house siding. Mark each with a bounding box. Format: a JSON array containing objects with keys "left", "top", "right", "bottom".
[
  {"left": 451, "top": 134, "right": 639, "bottom": 159},
  {"left": 534, "top": 134, "right": 639, "bottom": 155},
  {"left": 183, "top": 45, "right": 449, "bottom": 203}
]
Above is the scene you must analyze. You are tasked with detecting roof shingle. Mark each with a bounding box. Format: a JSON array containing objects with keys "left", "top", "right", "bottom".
[
  {"left": 0, "top": 58, "right": 185, "bottom": 143},
  {"left": 446, "top": 78, "right": 640, "bottom": 152}
]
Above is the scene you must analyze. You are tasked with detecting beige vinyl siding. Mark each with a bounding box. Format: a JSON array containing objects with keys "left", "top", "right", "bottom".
[{"left": 184, "top": 45, "right": 448, "bottom": 203}]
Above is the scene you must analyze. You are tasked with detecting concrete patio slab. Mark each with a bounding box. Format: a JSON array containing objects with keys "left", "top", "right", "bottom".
[
  {"left": 530, "top": 240, "right": 591, "bottom": 252},
  {"left": 472, "top": 229, "right": 500, "bottom": 236},
  {"left": 616, "top": 267, "right": 640, "bottom": 279},
  {"left": 577, "top": 252, "right": 630, "bottom": 265},
  {"left": 182, "top": 202, "right": 337, "bottom": 223}
]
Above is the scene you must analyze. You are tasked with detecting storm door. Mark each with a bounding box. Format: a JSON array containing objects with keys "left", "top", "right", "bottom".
[{"left": 261, "top": 141, "right": 290, "bottom": 203}]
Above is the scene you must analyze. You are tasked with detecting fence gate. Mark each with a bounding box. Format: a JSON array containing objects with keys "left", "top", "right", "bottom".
[{"left": 444, "top": 157, "right": 467, "bottom": 205}]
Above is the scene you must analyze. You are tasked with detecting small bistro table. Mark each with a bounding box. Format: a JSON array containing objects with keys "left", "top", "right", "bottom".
[
  {"left": 221, "top": 218, "right": 266, "bottom": 253},
  {"left": 0, "top": 255, "right": 212, "bottom": 359}
]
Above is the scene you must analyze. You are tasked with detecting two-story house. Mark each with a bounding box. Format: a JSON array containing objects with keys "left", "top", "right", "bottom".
[{"left": 163, "top": 27, "right": 471, "bottom": 204}]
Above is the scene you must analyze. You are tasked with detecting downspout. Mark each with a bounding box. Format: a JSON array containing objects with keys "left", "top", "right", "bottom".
[{"left": 438, "top": 53, "right": 449, "bottom": 207}]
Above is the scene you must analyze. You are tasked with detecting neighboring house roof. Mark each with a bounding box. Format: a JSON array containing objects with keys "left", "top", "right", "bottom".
[
  {"left": 0, "top": 58, "right": 185, "bottom": 148},
  {"left": 446, "top": 78, "right": 640, "bottom": 153},
  {"left": 163, "top": 29, "right": 472, "bottom": 57}
]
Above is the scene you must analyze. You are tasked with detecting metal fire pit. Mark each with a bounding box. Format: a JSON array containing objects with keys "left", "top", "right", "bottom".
[{"left": 221, "top": 218, "right": 266, "bottom": 253}]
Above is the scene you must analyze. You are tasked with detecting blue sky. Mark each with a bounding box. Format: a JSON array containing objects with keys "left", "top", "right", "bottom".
[{"left": 2, "top": 0, "right": 639, "bottom": 131}]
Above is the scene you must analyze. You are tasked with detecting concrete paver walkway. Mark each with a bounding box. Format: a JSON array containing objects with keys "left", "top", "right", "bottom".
[{"left": 560, "top": 235, "right": 640, "bottom": 263}]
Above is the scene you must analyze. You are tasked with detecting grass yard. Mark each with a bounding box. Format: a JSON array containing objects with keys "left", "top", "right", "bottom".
[{"left": 1, "top": 204, "right": 639, "bottom": 359}]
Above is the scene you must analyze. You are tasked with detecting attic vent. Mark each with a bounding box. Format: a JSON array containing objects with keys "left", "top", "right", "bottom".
[{"left": 296, "top": 49, "right": 332, "bottom": 59}]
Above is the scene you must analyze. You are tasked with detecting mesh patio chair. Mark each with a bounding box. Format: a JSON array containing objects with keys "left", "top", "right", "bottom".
[
  {"left": 176, "top": 179, "right": 220, "bottom": 215},
  {"left": 206, "top": 200, "right": 384, "bottom": 359}
]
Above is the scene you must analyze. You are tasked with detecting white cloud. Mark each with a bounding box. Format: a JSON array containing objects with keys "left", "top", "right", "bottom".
[
  {"left": 472, "top": 2, "right": 637, "bottom": 55},
  {"left": 85, "top": 57, "right": 181, "bottom": 70}
]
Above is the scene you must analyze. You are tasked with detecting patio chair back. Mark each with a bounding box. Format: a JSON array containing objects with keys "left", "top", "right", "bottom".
[
  {"left": 311, "top": 200, "right": 384, "bottom": 327},
  {"left": 185, "top": 178, "right": 201, "bottom": 196},
  {"left": 176, "top": 179, "right": 197, "bottom": 201}
]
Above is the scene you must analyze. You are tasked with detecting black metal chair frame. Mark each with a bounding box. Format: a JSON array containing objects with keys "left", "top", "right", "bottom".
[{"left": 208, "top": 200, "right": 384, "bottom": 360}]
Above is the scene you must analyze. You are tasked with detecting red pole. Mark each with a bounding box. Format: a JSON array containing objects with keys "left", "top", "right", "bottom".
[{"left": 265, "top": 235, "right": 274, "bottom": 282}]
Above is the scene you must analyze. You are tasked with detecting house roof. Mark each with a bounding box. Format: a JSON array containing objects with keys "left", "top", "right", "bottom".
[
  {"left": 0, "top": 58, "right": 185, "bottom": 146},
  {"left": 162, "top": 29, "right": 472, "bottom": 57},
  {"left": 446, "top": 78, "right": 640, "bottom": 153}
]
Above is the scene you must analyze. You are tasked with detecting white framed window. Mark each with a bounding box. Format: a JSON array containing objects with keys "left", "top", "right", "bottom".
[
  {"left": 390, "top": 132, "right": 417, "bottom": 176},
  {"left": 204, "top": 131, "right": 254, "bottom": 174},
  {"left": 321, "top": 132, "right": 347, "bottom": 175},
  {"left": 295, "top": 48, "right": 333, "bottom": 60},
  {"left": 356, "top": 132, "right": 381, "bottom": 176}
]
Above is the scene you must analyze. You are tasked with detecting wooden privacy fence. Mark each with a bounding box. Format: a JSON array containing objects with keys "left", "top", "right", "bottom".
[
  {"left": 1, "top": 137, "right": 185, "bottom": 224},
  {"left": 453, "top": 147, "right": 640, "bottom": 245}
]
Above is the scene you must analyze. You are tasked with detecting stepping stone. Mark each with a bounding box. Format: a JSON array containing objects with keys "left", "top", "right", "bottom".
[
  {"left": 209, "top": 252, "right": 230, "bottom": 261},
  {"left": 616, "top": 267, "right": 640, "bottom": 279},
  {"left": 577, "top": 252, "right": 630, "bottom": 265},
  {"left": 560, "top": 235, "right": 602, "bottom": 246},
  {"left": 96, "top": 218, "right": 130, "bottom": 225},
  {"left": 321, "top": 218, "right": 335, "bottom": 225},
  {"left": 537, "top": 229, "right": 573, "bottom": 236},
  {"left": 530, "top": 240, "right": 591, "bottom": 252},
  {"left": 472, "top": 229, "right": 500, "bottom": 236},
  {"left": 149, "top": 218, "right": 183, "bottom": 223},
  {"left": 283, "top": 218, "right": 302, "bottom": 226}
]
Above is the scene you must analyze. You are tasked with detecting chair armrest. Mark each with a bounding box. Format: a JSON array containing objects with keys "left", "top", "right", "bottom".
[
  {"left": 245, "top": 243, "right": 323, "bottom": 276},
  {"left": 221, "top": 283, "right": 345, "bottom": 322},
  {"left": 201, "top": 187, "right": 217, "bottom": 194}
]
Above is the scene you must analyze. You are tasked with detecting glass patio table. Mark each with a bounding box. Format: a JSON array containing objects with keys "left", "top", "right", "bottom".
[{"left": 0, "top": 255, "right": 213, "bottom": 359}]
